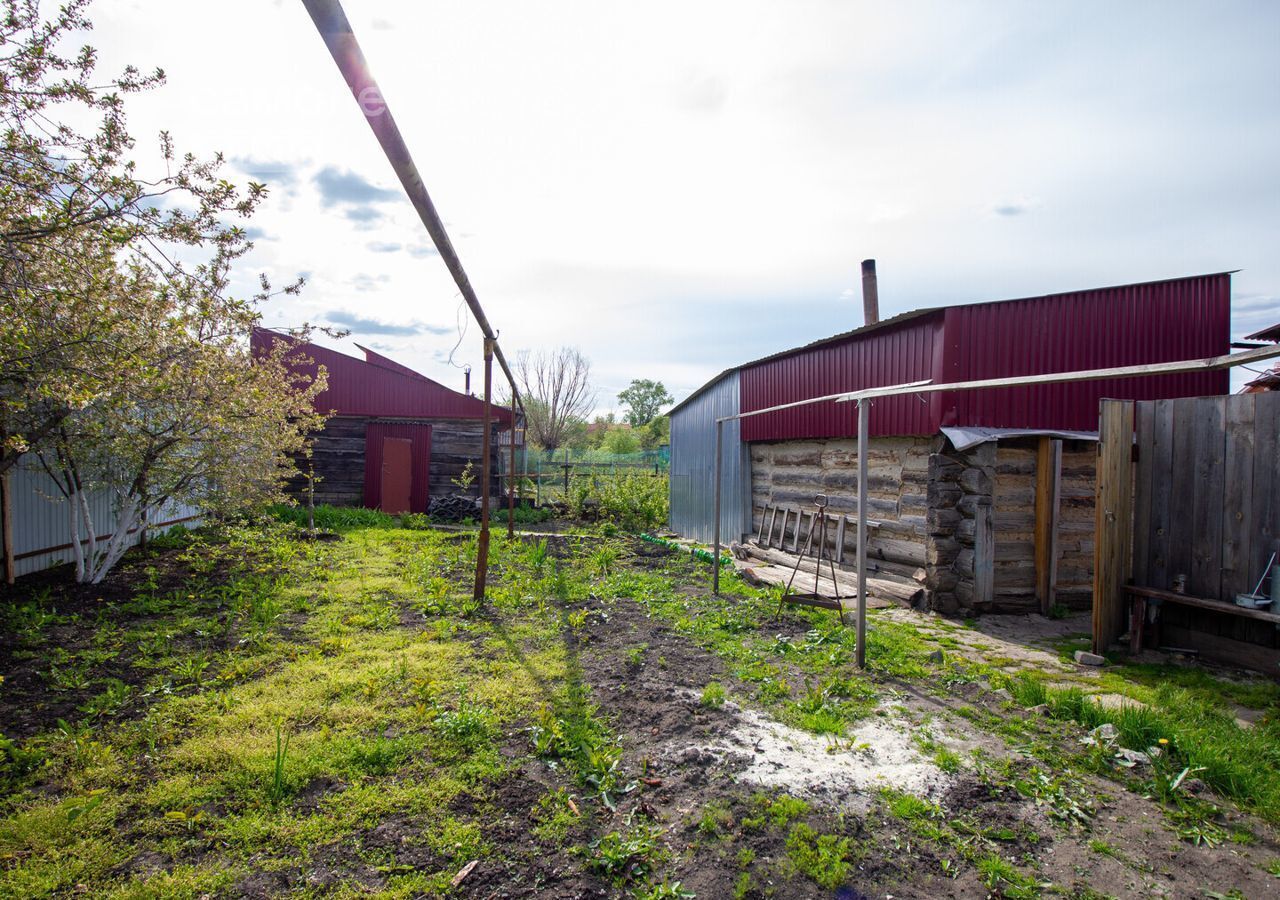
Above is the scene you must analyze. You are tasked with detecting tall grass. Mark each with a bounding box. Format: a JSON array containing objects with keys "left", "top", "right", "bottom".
[
  {"left": 1004, "top": 673, "right": 1280, "bottom": 821},
  {"left": 266, "top": 503, "right": 396, "bottom": 531}
]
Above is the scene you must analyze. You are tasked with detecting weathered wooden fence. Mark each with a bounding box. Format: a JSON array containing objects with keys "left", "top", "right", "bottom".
[{"left": 1093, "top": 393, "right": 1280, "bottom": 663}]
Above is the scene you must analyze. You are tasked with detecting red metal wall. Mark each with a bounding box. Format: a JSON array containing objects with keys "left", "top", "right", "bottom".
[
  {"left": 364, "top": 422, "right": 432, "bottom": 513},
  {"left": 939, "top": 274, "right": 1231, "bottom": 431},
  {"left": 740, "top": 313, "right": 945, "bottom": 440},
  {"left": 738, "top": 273, "right": 1231, "bottom": 441},
  {"left": 253, "top": 329, "right": 511, "bottom": 424}
]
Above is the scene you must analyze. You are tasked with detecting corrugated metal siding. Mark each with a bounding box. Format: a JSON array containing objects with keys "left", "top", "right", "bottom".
[
  {"left": 364, "top": 423, "right": 432, "bottom": 513},
  {"left": 7, "top": 458, "right": 201, "bottom": 578},
  {"left": 669, "top": 371, "right": 752, "bottom": 543},
  {"left": 253, "top": 329, "right": 511, "bottom": 423},
  {"left": 940, "top": 274, "right": 1231, "bottom": 431},
  {"left": 739, "top": 313, "right": 945, "bottom": 441},
  {"left": 737, "top": 273, "right": 1231, "bottom": 442}
]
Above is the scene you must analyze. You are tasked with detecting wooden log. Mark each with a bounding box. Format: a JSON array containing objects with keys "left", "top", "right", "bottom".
[
  {"left": 738, "top": 543, "right": 925, "bottom": 604},
  {"left": 974, "top": 497, "right": 994, "bottom": 607}
]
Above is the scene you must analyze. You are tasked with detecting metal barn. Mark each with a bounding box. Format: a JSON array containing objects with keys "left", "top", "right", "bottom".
[
  {"left": 669, "top": 272, "right": 1233, "bottom": 615},
  {"left": 669, "top": 370, "right": 751, "bottom": 544}
]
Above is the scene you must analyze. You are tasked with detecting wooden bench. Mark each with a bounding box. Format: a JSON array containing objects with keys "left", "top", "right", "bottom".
[{"left": 1122, "top": 584, "right": 1280, "bottom": 654}]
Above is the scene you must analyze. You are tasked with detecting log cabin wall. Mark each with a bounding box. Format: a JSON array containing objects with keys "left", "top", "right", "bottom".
[
  {"left": 749, "top": 434, "right": 1097, "bottom": 615},
  {"left": 987, "top": 439, "right": 1096, "bottom": 613},
  {"left": 749, "top": 436, "right": 935, "bottom": 604}
]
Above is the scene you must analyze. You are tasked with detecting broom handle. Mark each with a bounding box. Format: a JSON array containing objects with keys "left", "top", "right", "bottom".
[{"left": 1252, "top": 552, "right": 1277, "bottom": 597}]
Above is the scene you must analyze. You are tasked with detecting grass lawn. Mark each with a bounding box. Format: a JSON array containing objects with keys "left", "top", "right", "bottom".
[{"left": 1, "top": 515, "right": 1279, "bottom": 898}]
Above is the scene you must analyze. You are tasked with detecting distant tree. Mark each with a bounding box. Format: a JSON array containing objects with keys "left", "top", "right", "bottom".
[
  {"left": 602, "top": 427, "right": 640, "bottom": 455},
  {"left": 617, "top": 379, "right": 674, "bottom": 428},
  {"left": 640, "top": 415, "right": 670, "bottom": 451},
  {"left": 512, "top": 347, "right": 596, "bottom": 457}
]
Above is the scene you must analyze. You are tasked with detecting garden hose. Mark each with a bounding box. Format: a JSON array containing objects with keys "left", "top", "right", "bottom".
[{"left": 639, "top": 532, "right": 731, "bottom": 567}]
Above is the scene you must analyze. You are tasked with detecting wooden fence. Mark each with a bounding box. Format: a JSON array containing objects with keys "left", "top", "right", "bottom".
[{"left": 1094, "top": 393, "right": 1280, "bottom": 664}]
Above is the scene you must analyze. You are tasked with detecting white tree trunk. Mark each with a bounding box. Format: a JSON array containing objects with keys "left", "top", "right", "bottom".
[
  {"left": 76, "top": 487, "right": 97, "bottom": 574},
  {"left": 88, "top": 495, "right": 140, "bottom": 584},
  {"left": 67, "top": 489, "right": 86, "bottom": 583}
]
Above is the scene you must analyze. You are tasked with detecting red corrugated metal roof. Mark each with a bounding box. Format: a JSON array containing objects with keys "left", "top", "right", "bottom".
[
  {"left": 738, "top": 272, "right": 1232, "bottom": 441},
  {"left": 252, "top": 328, "right": 511, "bottom": 423},
  {"left": 740, "top": 311, "right": 945, "bottom": 440}
]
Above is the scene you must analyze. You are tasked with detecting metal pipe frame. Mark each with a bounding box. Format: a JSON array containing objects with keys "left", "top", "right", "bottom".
[{"left": 711, "top": 343, "right": 1280, "bottom": 668}]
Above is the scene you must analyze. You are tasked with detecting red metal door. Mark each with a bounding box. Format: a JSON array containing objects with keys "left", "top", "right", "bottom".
[{"left": 380, "top": 437, "right": 413, "bottom": 514}]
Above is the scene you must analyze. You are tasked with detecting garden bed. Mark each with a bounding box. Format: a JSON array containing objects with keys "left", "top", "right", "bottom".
[{"left": 1, "top": 516, "right": 1278, "bottom": 897}]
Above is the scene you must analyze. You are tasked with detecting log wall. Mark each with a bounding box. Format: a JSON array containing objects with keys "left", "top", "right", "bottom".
[
  {"left": 748, "top": 434, "right": 1098, "bottom": 615},
  {"left": 750, "top": 437, "right": 934, "bottom": 603}
]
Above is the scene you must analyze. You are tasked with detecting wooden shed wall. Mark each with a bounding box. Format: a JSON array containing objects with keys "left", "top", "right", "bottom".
[
  {"left": 749, "top": 436, "right": 933, "bottom": 596},
  {"left": 287, "top": 416, "right": 503, "bottom": 510},
  {"left": 992, "top": 440, "right": 1096, "bottom": 611},
  {"left": 746, "top": 434, "right": 1097, "bottom": 614}
]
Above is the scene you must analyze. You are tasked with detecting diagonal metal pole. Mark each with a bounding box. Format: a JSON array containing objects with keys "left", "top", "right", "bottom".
[{"left": 300, "top": 0, "right": 523, "bottom": 405}]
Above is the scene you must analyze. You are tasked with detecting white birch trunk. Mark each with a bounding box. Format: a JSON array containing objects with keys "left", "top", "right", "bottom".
[
  {"left": 89, "top": 495, "right": 139, "bottom": 584},
  {"left": 67, "top": 489, "right": 86, "bottom": 583}
]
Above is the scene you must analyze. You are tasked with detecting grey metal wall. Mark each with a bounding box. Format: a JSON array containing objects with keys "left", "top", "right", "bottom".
[
  {"left": 669, "top": 371, "right": 751, "bottom": 544},
  {"left": 7, "top": 457, "right": 201, "bottom": 578}
]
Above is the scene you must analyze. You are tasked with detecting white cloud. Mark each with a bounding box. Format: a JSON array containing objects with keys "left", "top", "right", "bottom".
[{"left": 88, "top": 0, "right": 1280, "bottom": 411}]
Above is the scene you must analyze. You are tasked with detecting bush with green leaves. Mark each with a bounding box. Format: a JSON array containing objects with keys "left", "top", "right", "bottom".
[{"left": 572, "top": 471, "right": 668, "bottom": 532}]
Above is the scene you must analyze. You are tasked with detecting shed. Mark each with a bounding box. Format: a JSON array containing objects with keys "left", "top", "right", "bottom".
[
  {"left": 253, "top": 329, "right": 512, "bottom": 514},
  {"left": 670, "top": 272, "right": 1232, "bottom": 614},
  {"left": 669, "top": 369, "right": 751, "bottom": 543}
]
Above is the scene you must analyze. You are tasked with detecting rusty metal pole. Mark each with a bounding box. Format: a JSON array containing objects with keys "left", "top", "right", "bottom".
[
  {"left": 507, "top": 415, "right": 516, "bottom": 538},
  {"left": 473, "top": 339, "right": 494, "bottom": 601},
  {"left": 856, "top": 398, "right": 869, "bottom": 669},
  {"left": 713, "top": 418, "right": 723, "bottom": 595}
]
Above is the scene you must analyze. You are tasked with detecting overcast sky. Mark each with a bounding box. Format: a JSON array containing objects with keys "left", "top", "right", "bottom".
[{"left": 96, "top": 1, "right": 1279, "bottom": 407}]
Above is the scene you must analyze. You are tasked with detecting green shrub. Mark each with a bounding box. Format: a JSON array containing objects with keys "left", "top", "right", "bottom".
[{"left": 572, "top": 471, "right": 668, "bottom": 532}]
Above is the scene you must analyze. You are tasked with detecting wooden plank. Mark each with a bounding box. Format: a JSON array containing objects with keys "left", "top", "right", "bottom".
[
  {"left": 1252, "top": 393, "right": 1280, "bottom": 602},
  {"left": 1048, "top": 440, "right": 1062, "bottom": 609},
  {"left": 1034, "top": 436, "right": 1062, "bottom": 613},
  {"left": 1147, "top": 398, "right": 1175, "bottom": 590},
  {"left": 1221, "top": 394, "right": 1256, "bottom": 600},
  {"left": 1132, "top": 402, "right": 1154, "bottom": 587},
  {"left": 1159, "top": 624, "right": 1280, "bottom": 675},
  {"left": 1093, "top": 399, "right": 1135, "bottom": 654},
  {"left": 1125, "top": 585, "right": 1280, "bottom": 624},
  {"left": 1189, "top": 396, "right": 1226, "bottom": 599},
  {"left": 1165, "top": 398, "right": 1197, "bottom": 591},
  {"left": 974, "top": 498, "right": 994, "bottom": 607}
]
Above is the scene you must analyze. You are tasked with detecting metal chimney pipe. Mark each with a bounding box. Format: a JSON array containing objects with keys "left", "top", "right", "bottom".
[
  {"left": 465, "top": 366, "right": 472, "bottom": 395},
  {"left": 861, "top": 259, "right": 879, "bottom": 326}
]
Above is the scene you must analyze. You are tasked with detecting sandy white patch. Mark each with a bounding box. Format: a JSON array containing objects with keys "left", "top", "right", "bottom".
[{"left": 673, "top": 699, "right": 952, "bottom": 811}]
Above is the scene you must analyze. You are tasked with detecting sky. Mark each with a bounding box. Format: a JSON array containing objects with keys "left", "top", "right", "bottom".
[{"left": 93, "top": 0, "right": 1280, "bottom": 409}]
